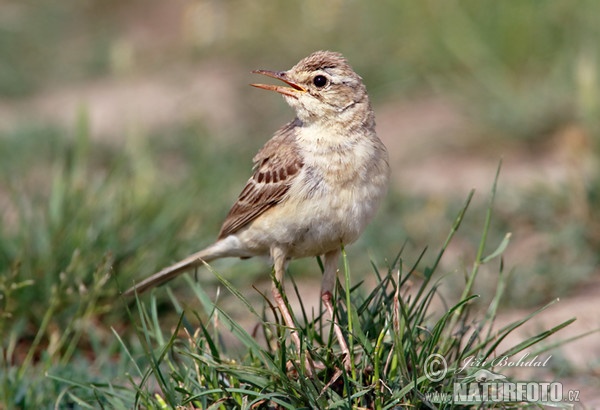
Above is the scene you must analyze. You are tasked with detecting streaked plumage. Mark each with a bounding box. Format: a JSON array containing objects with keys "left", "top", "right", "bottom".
[{"left": 124, "top": 51, "right": 389, "bottom": 365}]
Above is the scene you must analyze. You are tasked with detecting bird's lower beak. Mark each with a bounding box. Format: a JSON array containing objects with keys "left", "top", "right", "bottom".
[{"left": 251, "top": 70, "right": 306, "bottom": 97}]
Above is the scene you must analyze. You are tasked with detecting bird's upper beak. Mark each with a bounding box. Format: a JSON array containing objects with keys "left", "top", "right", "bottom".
[{"left": 251, "top": 70, "right": 306, "bottom": 97}]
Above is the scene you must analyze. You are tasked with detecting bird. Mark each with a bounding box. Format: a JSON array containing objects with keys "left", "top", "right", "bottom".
[{"left": 124, "top": 50, "right": 389, "bottom": 362}]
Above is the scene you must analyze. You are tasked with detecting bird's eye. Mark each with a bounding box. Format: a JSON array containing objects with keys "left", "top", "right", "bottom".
[{"left": 313, "top": 75, "right": 328, "bottom": 88}]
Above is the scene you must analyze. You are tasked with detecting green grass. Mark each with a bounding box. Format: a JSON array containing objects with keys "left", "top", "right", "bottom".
[
  {"left": 42, "top": 172, "right": 585, "bottom": 408},
  {"left": 0, "top": 122, "right": 594, "bottom": 407}
]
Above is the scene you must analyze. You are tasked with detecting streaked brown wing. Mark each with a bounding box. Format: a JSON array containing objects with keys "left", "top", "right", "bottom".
[{"left": 217, "top": 120, "right": 303, "bottom": 239}]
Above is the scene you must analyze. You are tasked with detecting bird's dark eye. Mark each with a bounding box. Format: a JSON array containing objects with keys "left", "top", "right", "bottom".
[{"left": 313, "top": 75, "right": 328, "bottom": 88}]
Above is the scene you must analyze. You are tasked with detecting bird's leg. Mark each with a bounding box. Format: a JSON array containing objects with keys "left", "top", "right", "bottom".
[
  {"left": 271, "top": 247, "right": 319, "bottom": 375},
  {"left": 271, "top": 247, "right": 302, "bottom": 352},
  {"left": 321, "top": 248, "right": 351, "bottom": 368}
]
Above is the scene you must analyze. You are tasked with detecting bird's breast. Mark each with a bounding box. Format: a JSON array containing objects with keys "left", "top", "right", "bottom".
[
  {"left": 235, "top": 126, "right": 389, "bottom": 259},
  {"left": 281, "top": 134, "right": 388, "bottom": 256}
]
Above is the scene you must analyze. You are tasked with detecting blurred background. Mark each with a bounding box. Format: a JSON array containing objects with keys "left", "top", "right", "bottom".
[{"left": 1, "top": 0, "right": 599, "bottom": 402}]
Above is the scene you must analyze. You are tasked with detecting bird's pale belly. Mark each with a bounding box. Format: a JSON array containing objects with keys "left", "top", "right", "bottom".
[{"left": 236, "top": 181, "right": 384, "bottom": 258}]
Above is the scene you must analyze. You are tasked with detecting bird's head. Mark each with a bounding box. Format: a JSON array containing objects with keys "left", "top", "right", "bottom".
[{"left": 251, "top": 51, "right": 371, "bottom": 126}]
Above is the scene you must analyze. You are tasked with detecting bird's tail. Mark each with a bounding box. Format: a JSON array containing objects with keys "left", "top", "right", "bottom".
[{"left": 123, "top": 242, "right": 226, "bottom": 296}]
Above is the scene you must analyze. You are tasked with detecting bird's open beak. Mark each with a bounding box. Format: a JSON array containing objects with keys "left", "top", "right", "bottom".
[{"left": 251, "top": 70, "right": 306, "bottom": 97}]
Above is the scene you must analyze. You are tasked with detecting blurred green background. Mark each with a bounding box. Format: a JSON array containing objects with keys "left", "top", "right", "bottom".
[{"left": 0, "top": 0, "right": 599, "bottom": 405}]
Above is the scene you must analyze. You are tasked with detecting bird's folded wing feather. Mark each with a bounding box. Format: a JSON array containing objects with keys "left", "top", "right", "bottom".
[{"left": 218, "top": 119, "right": 303, "bottom": 239}]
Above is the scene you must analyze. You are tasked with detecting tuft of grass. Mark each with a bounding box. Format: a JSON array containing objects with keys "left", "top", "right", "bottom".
[
  {"left": 52, "top": 169, "right": 588, "bottom": 409},
  {"left": 1, "top": 116, "right": 597, "bottom": 408},
  {"left": 0, "top": 115, "right": 239, "bottom": 408}
]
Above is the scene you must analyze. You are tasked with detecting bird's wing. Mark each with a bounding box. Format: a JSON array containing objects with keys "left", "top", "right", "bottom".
[{"left": 218, "top": 119, "right": 303, "bottom": 239}]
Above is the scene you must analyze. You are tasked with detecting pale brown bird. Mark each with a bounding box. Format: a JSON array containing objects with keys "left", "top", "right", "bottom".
[{"left": 124, "top": 50, "right": 389, "bottom": 360}]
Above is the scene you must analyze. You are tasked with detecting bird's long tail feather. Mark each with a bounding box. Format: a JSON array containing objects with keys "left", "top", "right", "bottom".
[{"left": 123, "top": 243, "right": 225, "bottom": 296}]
